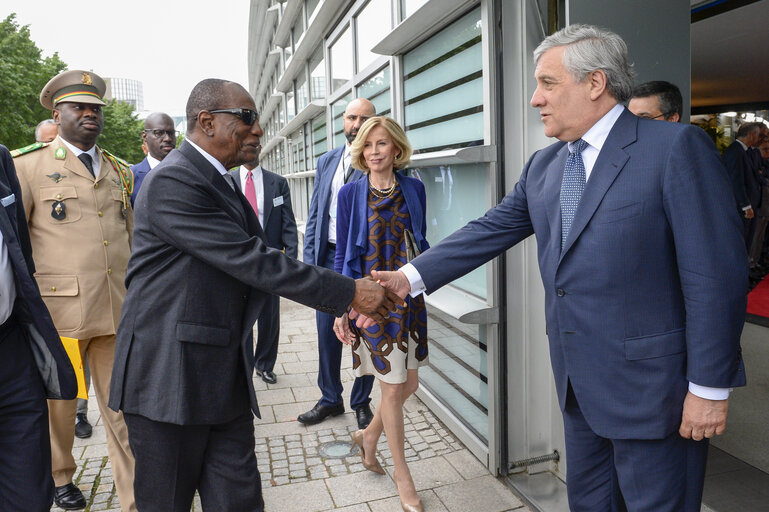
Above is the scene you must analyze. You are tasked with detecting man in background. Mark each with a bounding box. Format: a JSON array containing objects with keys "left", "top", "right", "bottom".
[
  {"left": 130, "top": 112, "right": 176, "bottom": 206},
  {"left": 300, "top": 97, "right": 377, "bottom": 429},
  {"left": 724, "top": 122, "right": 763, "bottom": 245},
  {"left": 628, "top": 80, "right": 683, "bottom": 122},
  {"left": 35, "top": 119, "right": 58, "bottom": 143},
  {"left": 13, "top": 69, "right": 136, "bottom": 511},
  {"left": 230, "top": 149, "right": 298, "bottom": 384},
  {"left": 0, "top": 144, "right": 77, "bottom": 512}
]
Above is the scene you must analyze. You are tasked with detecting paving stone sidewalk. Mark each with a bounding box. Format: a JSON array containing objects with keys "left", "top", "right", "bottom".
[{"left": 53, "top": 298, "right": 530, "bottom": 512}]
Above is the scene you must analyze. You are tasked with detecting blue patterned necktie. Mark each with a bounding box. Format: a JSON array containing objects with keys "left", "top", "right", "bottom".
[{"left": 560, "top": 138, "right": 588, "bottom": 249}]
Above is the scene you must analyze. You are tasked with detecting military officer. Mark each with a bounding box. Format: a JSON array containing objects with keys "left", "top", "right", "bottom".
[{"left": 12, "top": 70, "right": 136, "bottom": 512}]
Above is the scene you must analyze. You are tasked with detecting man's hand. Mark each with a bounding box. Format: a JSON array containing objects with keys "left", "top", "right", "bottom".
[
  {"left": 348, "top": 309, "right": 376, "bottom": 330},
  {"left": 679, "top": 391, "right": 729, "bottom": 441},
  {"left": 371, "top": 269, "right": 411, "bottom": 299},
  {"left": 745, "top": 207, "right": 755, "bottom": 219},
  {"left": 351, "top": 277, "right": 404, "bottom": 323}
]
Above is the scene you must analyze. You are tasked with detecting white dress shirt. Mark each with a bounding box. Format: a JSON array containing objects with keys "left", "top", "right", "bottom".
[
  {"left": 147, "top": 154, "right": 161, "bottom": 170},
  {"left": 0, "top": 230, "right": 17, "bottom": 324},
  {"left": 327, "top": 144, "right": 352, "bottom": 244},
  {"left": 401, "top": 103, "right": 728, "bottom": 401},
  {"left": 238, "top": 165, "right": 265, "bottom": 228},
  {"left": 185, "top": 138, "right": 229, "bottom": 177},
  {"left": 60, "top": 136, "right": 100, "bottom": 178}
]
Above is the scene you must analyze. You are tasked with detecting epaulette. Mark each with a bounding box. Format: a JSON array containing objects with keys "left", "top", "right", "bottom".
[
  {"left": 101, "top": 148, "right": 134, "bottom": 195},
  {"left": 10, "top": 142, "right": 48, "bottom": 158}
]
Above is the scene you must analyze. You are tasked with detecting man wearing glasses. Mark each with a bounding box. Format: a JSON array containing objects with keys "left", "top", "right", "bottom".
[
  {"left": 628, "top": 80, "right": 683, "bottom": 123},
  {"left": 300, "top": 97, "right": 377, "bottom": 430},
  {"left": 131, "top": 112, "right": 177, "bottom": 206},
  {"left": 109, "top": 79, "right": 399, "bottom": 511}
]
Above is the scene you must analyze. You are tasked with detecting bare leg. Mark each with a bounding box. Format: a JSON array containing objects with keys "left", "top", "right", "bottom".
[
  {"left": 360, "top": 370, "right": 419, "bottom": 465},
  {"left": 370, "top": 371, "right": 420, "bottom": 506}
]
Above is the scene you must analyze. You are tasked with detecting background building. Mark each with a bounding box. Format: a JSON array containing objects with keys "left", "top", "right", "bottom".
[
  {"left": 249, "top": 1, "right": 769, "bottom": 510},
  {"left": 105, "top": 77, "right": 144, "bottom": 111}
]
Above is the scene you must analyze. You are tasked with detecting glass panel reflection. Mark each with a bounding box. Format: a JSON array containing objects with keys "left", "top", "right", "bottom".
[
  {"left": 332, "top": 93, "right": 351, "bottom": 149},
  {"left": 330, "top": 26, "right": 352, "bottom": 92},
  {"left": 356, "top": 0, "right": 391, "bottom": 73},
  {"left": 358, "top": 66, "right": 391, "bottom": 116}
]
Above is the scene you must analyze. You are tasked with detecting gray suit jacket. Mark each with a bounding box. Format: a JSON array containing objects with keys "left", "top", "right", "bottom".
[
  {"left": 229, "top": 167, "right": 298, "bottom": 258},
  {"left": 109, "top": 141, "right": 354, "bottom": 424}
]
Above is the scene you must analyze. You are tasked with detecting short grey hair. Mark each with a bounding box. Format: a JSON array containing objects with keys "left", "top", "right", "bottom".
[
  {"left": 35, "top": 119, "right": 56, "bottom": 141},
  {"left": 533, "top": 24, "right": 635, "bottom": 103}
]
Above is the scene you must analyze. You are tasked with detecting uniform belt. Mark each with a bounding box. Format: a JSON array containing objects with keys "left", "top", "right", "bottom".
[{"left": 0, "top": 315, "right": 19, "bottom": 343}]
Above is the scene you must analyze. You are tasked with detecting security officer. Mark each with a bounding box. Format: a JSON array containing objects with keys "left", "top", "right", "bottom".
[{"left": 12, "top": 70, "right": 136, "bottom": 511}]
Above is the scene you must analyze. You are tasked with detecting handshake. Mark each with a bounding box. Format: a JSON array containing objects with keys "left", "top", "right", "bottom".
[{"left": 347, "top": 269, "right": 414, "bottom": 328}]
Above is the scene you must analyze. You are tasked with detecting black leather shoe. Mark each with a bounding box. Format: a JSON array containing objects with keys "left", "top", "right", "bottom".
[
  {"left": 54, "top": 483, "right": 87, "bottom": 510},
  {"left": 256, "top": 369, "right": 277, "bottom": 384},
  {"left": 356, "top": 404, "right": 374, "bottom": 429},
  {"left": 74, "top": 413, "right": 92, "bottom": 439},
  {"left": 297, "top": 402, "right": 345, "bottom": 425}
]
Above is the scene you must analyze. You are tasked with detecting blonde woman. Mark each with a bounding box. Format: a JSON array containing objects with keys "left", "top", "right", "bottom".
[{"left": 333, "top": 117, "right": 429, "bottom": 512}]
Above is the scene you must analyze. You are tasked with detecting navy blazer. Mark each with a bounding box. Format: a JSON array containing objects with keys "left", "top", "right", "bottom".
[
  {"left": 129, "top": 157, "right": 151, "bottom": 207},
  {"left": 229, "top": 167, "right": 298, "bottom": 258},
  {"left": 335, "top": 173, "right": 429, "bottom": 278},
  {"left": 411, "top": 109, "right": 747, "bottom": 439},
  {"left": 304, "top": 146, "right": 364, "bottom": 265},
  {"left": 0, "top": 146, "right": 76, "bottom": 399}
]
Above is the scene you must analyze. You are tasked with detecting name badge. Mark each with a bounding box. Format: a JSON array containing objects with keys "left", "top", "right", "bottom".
[
  {"left": 1, "top": 194, "right": 15, "bottom": 207},
  {"left": 273, "top": 196, "right": 284, "bottom": 207}
]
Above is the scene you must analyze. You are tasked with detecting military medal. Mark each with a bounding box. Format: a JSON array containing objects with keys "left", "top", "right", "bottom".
[{"left": 51, "top": 200, "right": 66, "bottom": 220}]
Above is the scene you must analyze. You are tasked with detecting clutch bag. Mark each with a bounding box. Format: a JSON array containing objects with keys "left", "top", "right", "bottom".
[{"left": 404, "top": 229, "right": 421, "bottom": 261}]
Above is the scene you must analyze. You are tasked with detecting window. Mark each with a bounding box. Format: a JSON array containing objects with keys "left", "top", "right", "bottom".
[
  {"left": 306, "top": 0, "right": 320, "bottom": 21},
  {"left": 311, "top": 115, "right": 327, "bottom": 168},
  {"left": 286, "top": 90, "right": 296, "bottom": 122},
  {"left": 296, "top": 73, "right": 309, "bottom": 112},
  {"left": 401, "top": 0, "right": 428, "bottom": 20},
  {"left": 309, "top": 48, "right": 326, "bottom": 100},
  {"left": 403, "top": 8, "right": 483, "bottom": 153},
  {"left": 358, "top": 66, "right": 391, "bottom": 116},
  {"left": 355, "top": 0, "right": 391, "bottom": 73},
  {"left": 331, "top": 94, "right": 351, "bottom": 148},
  {"left": 330, "top": 27, "right": 353, "bottom": 93}
]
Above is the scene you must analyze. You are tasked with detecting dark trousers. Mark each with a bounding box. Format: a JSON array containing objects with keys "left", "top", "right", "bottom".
[
  {"left": 0, "top": 320, "right": 54, "bottom": 512},
  {"left": 563, "top": 386, "right": 708, "bottom": 512},
  {"left": 255, "top": 293, "right": 280, "bottom": 372},
  {"left": 317, "top": 248, "right": 374, "bottom": 409},
  {"left": 124, "top": 411, "right": 263, "bottom": 512}
]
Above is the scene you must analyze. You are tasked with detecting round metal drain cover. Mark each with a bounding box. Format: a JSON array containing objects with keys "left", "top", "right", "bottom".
[{"left": 319, "top": 441, "right": 357, "bottom": 459}]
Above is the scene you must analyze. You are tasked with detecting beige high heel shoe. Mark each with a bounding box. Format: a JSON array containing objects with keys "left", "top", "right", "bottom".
[
  {"left": 400, "top": 499, "right": 423, "bottom": 512},
  {"left": 351, "top": 430, "right": 385, "bottom": 475}
]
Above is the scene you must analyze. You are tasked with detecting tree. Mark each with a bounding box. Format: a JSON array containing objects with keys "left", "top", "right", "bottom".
[
  {"left": 0, "top": 13, "right": 66, "bottom": 149},
  {"left": 99, "top": 99, "right": 145, "bottom": 164}
]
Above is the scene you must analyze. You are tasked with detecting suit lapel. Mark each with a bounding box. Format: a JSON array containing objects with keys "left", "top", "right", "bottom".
[
  {"left": 261, "top": 170, "right": 274, "bottom": 226},
  {"left": 544, "top": 143, "right": 569, "bottom": 240},
  {"left": 559, "top": 110, "right": 636, "bottom": 261}
]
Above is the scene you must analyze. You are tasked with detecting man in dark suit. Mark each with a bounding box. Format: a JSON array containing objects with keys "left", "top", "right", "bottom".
[
  {"left": 724, "top": 122, "right": 762, "bottom": 242},
  {"left": 628, "top": 80, "right": 682, "bottom": 122},
  {"left": 0, "top": 145, "right": 77, "bottom": 512},
  {"left": 130, "top": 112, "right": 176, "bottom": 206},
  {"left": 108, "top": 79, "right": 398, "bottom": 512},
  {"left": 229, "top": 152, "right": 298, "bottom": 384},
  {"left": 300, "top": 97, "right": 377, "bottom": 429},
  {"left": 375, "top": 25, "right": 747, "bottom": 512}
]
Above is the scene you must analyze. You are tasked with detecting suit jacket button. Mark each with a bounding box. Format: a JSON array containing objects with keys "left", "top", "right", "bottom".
[{"left": 556, "top": 288, "right": 566, "bottom": 297}]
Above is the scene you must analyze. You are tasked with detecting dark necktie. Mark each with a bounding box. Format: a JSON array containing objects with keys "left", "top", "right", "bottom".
[
  {"left": 78, "top": 153, "right": 95, "bottom": 177},
  {"left": 344, "top": 163, "right": 354, "bottom": 184},
  {"left": 560, "top": 138, "right": 588, "bottom": 249}
]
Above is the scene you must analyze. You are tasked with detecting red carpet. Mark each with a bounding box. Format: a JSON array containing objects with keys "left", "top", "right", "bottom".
[{"left": 747, "top": 274, "right": 769, "bottom": 327}]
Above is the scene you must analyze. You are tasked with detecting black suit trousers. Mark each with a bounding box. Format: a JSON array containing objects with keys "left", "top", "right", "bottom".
[
  {"left": 124, "top": 411, "right": 263, "bottom": 512},
  {"left": 255, "top": 293, "right": 280, "bottom": 372},
  {"left": 0, "top": 322, "right": 53, "bottom": 512}
]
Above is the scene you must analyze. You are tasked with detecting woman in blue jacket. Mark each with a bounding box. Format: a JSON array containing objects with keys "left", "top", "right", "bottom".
[{"left": 333, "top": 116, "right": 429, "bottom": 512}]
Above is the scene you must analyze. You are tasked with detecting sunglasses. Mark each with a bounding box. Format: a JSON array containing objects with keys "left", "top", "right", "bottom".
[{"left": 198, "top": 108, "right": 258, "bottom": 126}]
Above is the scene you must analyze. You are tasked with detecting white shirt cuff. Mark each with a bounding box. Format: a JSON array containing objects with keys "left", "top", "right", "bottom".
[
  {"left": 688, "top": 382, "right": 730, "bottom": 401},
  {"left": 400, "top": 263, "right": 426, "bottom": 297},
  {"left": 742, "top": 205, "right": 752, "bottom": 211}
]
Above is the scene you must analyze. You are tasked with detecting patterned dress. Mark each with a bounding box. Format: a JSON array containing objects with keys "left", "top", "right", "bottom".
[{"left": 349, "top": 184, "right": 428, "bottom": 384}]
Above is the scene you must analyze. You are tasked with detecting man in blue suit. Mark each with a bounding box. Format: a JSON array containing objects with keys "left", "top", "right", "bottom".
[
  {"left": 0, "top": 145, "right": 77, "bottom": 511},
  {"left": 300, "top": 97, "right": 377, "bottom": 429},
  {"left": 130, "top": 112, "right": 176, "bottom": 206},
  {"left": 375, "top": 25, "right": 747, "bottom": 512}
]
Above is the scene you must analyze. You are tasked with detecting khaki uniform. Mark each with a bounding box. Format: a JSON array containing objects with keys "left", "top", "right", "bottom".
[{"left": 14, "top": 135, "right": 136, "bottom": 511}]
